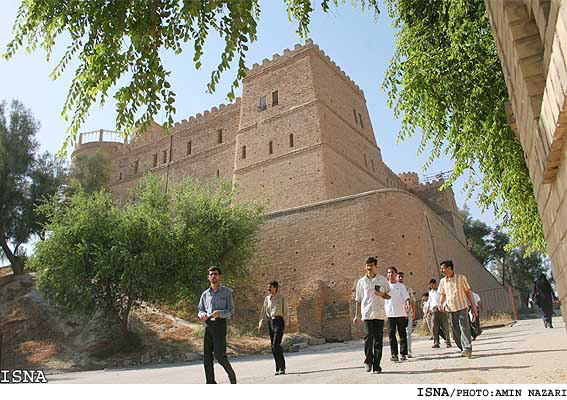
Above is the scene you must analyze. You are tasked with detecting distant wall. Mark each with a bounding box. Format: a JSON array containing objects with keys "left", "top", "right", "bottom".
[{"left": 236, "top": 189, "right": 504, "bottom": 340}]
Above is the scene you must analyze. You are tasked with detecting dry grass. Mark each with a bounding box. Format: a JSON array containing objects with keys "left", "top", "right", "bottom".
[
  {"left": 481, "top": 313, "right": 514, "bottom": 326},
  {"left": 16, "top": 340, "right": 60, "bottom": 363},
  {"left": 0, "top": 266, "right": 13, "bottom": 279}
]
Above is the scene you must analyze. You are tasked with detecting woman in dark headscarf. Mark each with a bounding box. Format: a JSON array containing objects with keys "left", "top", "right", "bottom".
[{"left": 531, "top": 274, "right": 559, "bottom": 328}]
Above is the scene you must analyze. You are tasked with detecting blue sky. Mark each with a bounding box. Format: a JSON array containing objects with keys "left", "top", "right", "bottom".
[{"left": 0, "top": 0, "right": 497, "bottom": 227}]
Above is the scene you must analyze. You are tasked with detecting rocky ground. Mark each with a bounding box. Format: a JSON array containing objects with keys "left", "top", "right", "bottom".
[
  {"left": 48, "top": 317, "right": 567, "bottom": 384},
  {"left": 0, "top": 269, "right": 323, "bottom": 373}
]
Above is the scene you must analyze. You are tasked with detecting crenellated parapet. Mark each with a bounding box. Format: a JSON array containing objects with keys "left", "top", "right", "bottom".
[
  {"left": 171, "top": 97, "right": 241, "bottom": 133},
  {"left": 397, "top": 171, "right": 419, "bottom": 188},
  {"left": 244, "top": 39, "right": 365, "bottom": 98}
]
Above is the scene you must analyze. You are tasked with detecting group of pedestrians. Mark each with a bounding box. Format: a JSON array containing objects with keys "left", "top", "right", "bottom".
[
  {"left": 195, "top": 257, "right": 507, "bottom": 383},
  {"left": 353, "top": 257, "right": 479, "bottom": 373}
]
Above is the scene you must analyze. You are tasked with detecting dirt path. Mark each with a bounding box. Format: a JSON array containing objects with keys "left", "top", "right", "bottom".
[{"left": 48, "top": 316, "right": 567, "bottom": 384}]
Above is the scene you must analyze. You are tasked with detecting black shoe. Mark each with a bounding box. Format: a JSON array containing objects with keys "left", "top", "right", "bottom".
[
  {"left": 390, "top": 355, "right": 399, "bottom": 362},
  {"left": 372, "top": 367, "right": 382, "bottom": 374},
  {"left": 365, "top": 364, "right": 372, "bottom": 373},
  {"left": 400, "top": 355, "right": 407, "bottom": 361},
  {"left": 279, "top": 370, "right": 285, "bottom": 375}
]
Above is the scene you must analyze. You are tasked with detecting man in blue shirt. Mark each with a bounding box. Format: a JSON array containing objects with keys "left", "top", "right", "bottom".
[{"left": 198, "top": 266, "right": 237, "bottom": 384}]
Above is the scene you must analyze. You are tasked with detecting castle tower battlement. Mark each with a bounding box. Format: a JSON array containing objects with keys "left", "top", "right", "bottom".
[{"left": 71, "top": 41, "right": 460, "bottom": 220}]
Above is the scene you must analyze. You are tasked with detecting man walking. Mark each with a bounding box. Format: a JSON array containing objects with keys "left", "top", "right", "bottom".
[
  {"left": 258, "top": 281, "right": 288, "bottom": 375},
  {"left": 198, "top": 266, "right": 237, "bottom": 384},
  {"left": 426, "top": 278, "right": 452, "bottom": 348},
  {"left": 397, "top": 271, "right": 416, "bottom": 357},
  {"left": 385, "top": 266, "right": 410, "bottom": 362},
  {"left": 439, "top": 260, "right": 477, "bottom": 358},
  {"left": 353, "top": 257, "right": 391, "bottom": 374}
]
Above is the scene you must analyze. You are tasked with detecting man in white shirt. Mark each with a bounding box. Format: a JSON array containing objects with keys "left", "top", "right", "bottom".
[
  {"left": 353, "top": 257, "right": 391, "bottom": 374},
  {"left": 426, "top": 278, "right": 452, "bottom": 348},
  {"left": 385, "top": 266, "right": 410, "bottom": 362}
]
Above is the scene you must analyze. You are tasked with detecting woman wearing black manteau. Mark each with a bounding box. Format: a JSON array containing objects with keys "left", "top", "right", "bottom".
[{"left": 531, "top": 274, "right": 561, "bottom": 328}]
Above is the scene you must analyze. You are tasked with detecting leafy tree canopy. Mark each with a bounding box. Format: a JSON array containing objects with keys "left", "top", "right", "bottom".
[
  {"left": 4, "top": 0, "right": 379, "bottom": 154},
  {"left": 30, "top": 176, "right": 265, "bottom": 335},
  {"left": 383, "top": 0, "right": 545, "bottom": 252},
  {"left": 0, "top": 100, "right": 66, "bottom": 274},
  {"left": 461, "top": 209, "right": 548, "bottom": 302},
  {"left": 68, "top": 151, "right": 111, "bottom": 194}
]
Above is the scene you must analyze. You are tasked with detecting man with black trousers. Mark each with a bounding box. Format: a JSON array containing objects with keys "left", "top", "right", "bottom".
[
  {"left": 197, "top": 266, "right": 237, "bottom": 384},
  {"left": 353, "top": 257, "right": 391, "bottom": 374},
  {"left": 258, "top": 281, "right": 288, "bottom": 375},
  {"left": 385, "top": 266, "right": 410, "bottom": 362}
]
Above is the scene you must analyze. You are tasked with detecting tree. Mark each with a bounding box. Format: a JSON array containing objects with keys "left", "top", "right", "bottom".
[
  {"left": 460, "top": 207, "right": 491, "bottom": 266},
  {"left": 383, "top": 0, "right": 545, "bottom": 253},
  {"left": 0, "top": 100, "right": 66, "bottom": 274},
  {"left": 68, "top": 151, "right": 111, "bottom": 194},
  {"left": 3, "top": 0, "right": 379, "bottom": 153},
  {"left": 30, "top": 176, "right": 264, "bottom": 336}
]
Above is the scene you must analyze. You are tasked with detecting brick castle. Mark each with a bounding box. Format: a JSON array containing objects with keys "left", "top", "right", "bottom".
[{"left": 72, "top": 40, "right": 508, "bottom": 340}]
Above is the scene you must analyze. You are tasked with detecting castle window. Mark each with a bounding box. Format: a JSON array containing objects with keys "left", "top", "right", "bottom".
[
  {"left": 217, "top": 129, "right": 223, "bottom": 144},
  {"left": 242, "top": 145, "right": 247, "bottom": 159},
  {"left": 258, "top": 96, "right": 267, "bottom": 112},
  {"left": 119, "top": 172, "right": 123, "bottom": 181},
  {"left": 358, "top": 112, "right": 364, "bottom": 129},
  {"left": 134, "top": 160, "right": 139, "bottom": 174},
  {"left": 353, "top": 109, "right": 358, "bottom": 125},
  {"left": 289, "top": 134, "right": 294, "bottom": 148},
  {"left": 187, "top": 141, "right": 192, "bottom": 155},
  {"left": 364, "top": 154, "right": 368, "bottom": 168},
  {"left": 216, "top": 169, "right": 220, "bottom": 178},
  {"left": 152, "top": 153, "right": 157, "bottom": 167},
  {"left": 269, "top": 141, "right": 273, "bottom": 154},
  {"left": 162, "top": 150, "right": 167, "bottom": 164},
  {"left": 272, "top": 90, "right": 279, "bottom": 106},
  {"left": 371, "top": 159, "right": 375, "bottom": 172}
]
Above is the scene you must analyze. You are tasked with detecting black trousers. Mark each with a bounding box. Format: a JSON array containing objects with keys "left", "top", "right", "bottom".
[
  {"left": 388, "top": 317, "right": 408, "bottom": 356},
  {"left": 203, "top": 319, "right": 237, "bottom": 384},
  {"left": 363, "top": 319, "right": 384, "bottom": 371},
  {"left": 269, "top": 317, "right": 286, "bottom": 372}
]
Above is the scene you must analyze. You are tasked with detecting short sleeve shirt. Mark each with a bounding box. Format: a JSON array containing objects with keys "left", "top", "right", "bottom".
[
  {"left": 385, "top": 282, "right": 410, "bottom": 318},
  {"left": 439, "top": 273, "right": 471, "bottom": 312},
  {"left": 355, "top": 274, "right": 390, "bottom": 320}
]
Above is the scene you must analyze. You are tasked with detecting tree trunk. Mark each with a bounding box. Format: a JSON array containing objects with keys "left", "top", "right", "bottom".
[{"left": 0, "top": 236, "right": 24, "bottom": 275}]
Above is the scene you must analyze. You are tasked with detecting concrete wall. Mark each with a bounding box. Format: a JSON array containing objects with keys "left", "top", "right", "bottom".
[{"left": 486, "top": 0, "right": 567, "bottom": 328}]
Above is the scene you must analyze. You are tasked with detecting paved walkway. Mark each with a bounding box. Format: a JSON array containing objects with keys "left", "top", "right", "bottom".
[{"left": 49, "top": 317, "right": 567, "bottom": 384}]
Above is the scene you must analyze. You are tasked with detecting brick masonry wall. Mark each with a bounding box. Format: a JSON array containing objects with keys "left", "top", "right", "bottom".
[
  {"left": 235, "top": 189, "right": 504, "bottom": 340},
  {"left": 70, "top": 40, "right": 504, "bottom": 338},
  {"left": 486, "top": 0, "right": 567, "bottom": 329}
]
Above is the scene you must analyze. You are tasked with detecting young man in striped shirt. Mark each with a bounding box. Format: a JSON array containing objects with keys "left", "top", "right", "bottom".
[{"left": 438, "top": 260, "right": 478, "bottom": 358}]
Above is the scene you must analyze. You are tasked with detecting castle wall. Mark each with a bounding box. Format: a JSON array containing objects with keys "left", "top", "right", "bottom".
[
  {"left": 236, "top": 189, "right": 504, "bottom": 340},
  {"left": 486, "top": 0, "right": 567, "bottom": 327}
]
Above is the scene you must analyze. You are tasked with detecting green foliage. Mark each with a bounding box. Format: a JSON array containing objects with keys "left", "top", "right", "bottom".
[
  {"left": 460, "top": 207, "right": 491, "bottom": 266},
  {"left": 383, "top": 0, "right": 545, "bottom": 253},
  {"left": 3, "top": 0, "right": 379, "bottom": 154},
  {"left": 461, "top": 210, "right": 548, "bottom": 298},
  {"left": 0, "top": 100, "right": 66, "bottom": 274},
  {"left": 30, "top": 175, "right": 265, "bottom": 336},
  {"left": 68, "top": 151, "right": 111, "bottom": 194}
]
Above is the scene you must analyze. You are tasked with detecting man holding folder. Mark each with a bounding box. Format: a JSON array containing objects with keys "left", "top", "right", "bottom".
[{"left": 198, "top": 266, "right": 237, "bottom": 384}]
